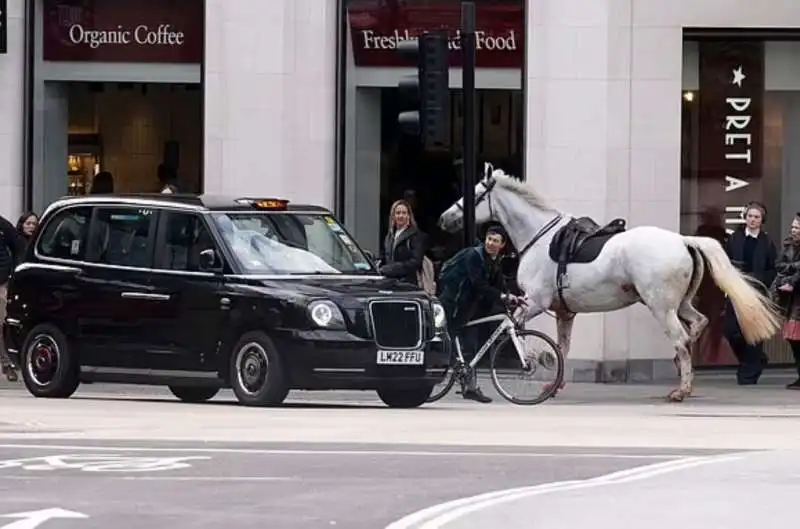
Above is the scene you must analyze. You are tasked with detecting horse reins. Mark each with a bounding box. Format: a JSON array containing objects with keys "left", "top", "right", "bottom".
[{"left": 457, "top": 178, "right": 565, "bottom": 258}]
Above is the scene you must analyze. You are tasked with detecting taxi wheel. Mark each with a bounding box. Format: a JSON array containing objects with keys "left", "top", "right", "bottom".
[
  {"left": 229, "top": 331, "right": 289, "bottom": 406},
  {"left": 377, "top": 385, "right": 433, "bottom": 408},
  {"left": 168, "top": 385, "right": 220, "bottom": 403},
  {"left": 20, "top": 323, "right": 80, "bottom": 399}
]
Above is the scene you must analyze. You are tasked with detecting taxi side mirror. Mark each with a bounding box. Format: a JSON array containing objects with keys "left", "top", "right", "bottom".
[
  {"left": 199, "top": 248, "right": 223, "bottom": 273},
  {"left": 363, "top": 250, "right": 375, "bottom": 263}
]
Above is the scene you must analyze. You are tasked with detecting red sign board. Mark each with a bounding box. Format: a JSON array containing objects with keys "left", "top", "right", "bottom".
[
  {"left": 42, "top": 0, "right": 203, "bottom": 63},
  {"left": 347, "top": 0, "right": 524, "bottom": 69}
]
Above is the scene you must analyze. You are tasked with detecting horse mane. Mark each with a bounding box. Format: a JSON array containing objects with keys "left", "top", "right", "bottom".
[{"left": 489, "top": 169, "right": 557, "bottom": 212}]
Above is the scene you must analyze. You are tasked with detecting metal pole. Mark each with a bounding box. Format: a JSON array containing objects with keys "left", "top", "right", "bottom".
[{"left": 461, "top": 1, "right": 477, "bottom": 249}]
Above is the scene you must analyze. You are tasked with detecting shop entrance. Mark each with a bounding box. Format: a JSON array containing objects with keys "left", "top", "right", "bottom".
[
  {"left": 64, "top": 81, "right": 202, "bottom": 196},
  {"left": 378, "top": 87, "right": 524, "bottom": 260}
]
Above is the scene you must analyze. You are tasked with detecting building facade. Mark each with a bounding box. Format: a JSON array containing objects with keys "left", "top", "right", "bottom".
[{"left": 2, "top": 0, "right": 800, "bottom": 380}]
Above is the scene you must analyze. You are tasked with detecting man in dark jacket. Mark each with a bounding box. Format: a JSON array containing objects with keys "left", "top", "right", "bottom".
[
  {"left": 0, "top": 214, "right": 26, "bottom": 381},
  {"left": 723, "top": 201, "right": 777, "bottom": 385},
  {"left": 437, "top": 225, "right": 523, "bottom": 403}
]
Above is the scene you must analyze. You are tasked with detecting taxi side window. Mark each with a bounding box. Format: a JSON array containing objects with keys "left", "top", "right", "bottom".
[
  {"left": 155, "top": 212, "right": 217, "bottom": 272},
  {"left": 36, "top": 207, "right": 92, "bottom": 261},
  {"left": 86, "top": 207, "right": 156, "bottom": 268}
]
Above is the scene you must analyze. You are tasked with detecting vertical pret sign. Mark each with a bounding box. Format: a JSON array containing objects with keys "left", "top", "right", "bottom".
[
  {"left": 0, "top": 0, "right": 7, "bottom": 54},
  {"left": 697, "top": 40, "right": 765, "bottom": 234}
]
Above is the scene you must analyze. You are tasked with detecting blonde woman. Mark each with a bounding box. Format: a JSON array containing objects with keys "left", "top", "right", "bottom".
[{"left": 377, "top": 199, "right": 427, "bottom": 286}]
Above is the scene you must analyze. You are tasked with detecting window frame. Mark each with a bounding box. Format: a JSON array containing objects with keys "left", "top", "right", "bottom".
[
  {"left": 152, "top": 210, "right": 222, "bottom": 273},
  {"left": 84, "top": 205, "right": 159, "bottom": 269},
  {"left": 34, "top": 205, "right": 93, "bottom": 263}
]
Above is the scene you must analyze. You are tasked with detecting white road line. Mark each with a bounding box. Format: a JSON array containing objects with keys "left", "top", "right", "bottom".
[
  {"left": 120, "top": 476, "right": 293, "bottom": 482},
  {"left": 0, "top": 443, "right": 698, "bottom": 459},
  {"left": 385, "top": 453, "right": 748, "bottom": 529}
]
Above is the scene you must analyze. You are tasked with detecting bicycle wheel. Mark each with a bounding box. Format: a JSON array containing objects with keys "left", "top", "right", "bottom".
[
  {"left": 489, "top": 329, "right": 564, "bottom": 405},
  {"left": 426, "top": 353, "right": 459, "bottom": 403}
]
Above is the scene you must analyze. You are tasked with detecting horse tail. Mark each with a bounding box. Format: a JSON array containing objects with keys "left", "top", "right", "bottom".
[
  {"left": 683, "top": 244, "right": 705, "bottom": 305},
  {"left": 682, "top": 235, "right": 780, "bottom": 344}
]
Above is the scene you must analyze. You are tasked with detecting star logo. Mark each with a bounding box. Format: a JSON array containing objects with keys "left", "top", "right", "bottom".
[{"left": 731, "top": 66, "right": 745, "bottom": 87}]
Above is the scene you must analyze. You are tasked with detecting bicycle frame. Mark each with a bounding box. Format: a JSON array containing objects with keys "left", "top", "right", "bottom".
[{"left": 451, "top": 309, "right": 530, "bottom": 370}]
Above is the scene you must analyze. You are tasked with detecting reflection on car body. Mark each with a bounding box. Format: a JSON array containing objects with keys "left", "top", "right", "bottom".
[{"left": 2, "top": 194, "right": 450, "bottom": 408}]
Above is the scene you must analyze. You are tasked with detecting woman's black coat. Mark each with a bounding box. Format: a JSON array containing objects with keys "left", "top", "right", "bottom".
[{"left": 378, "top": 226, "right": 426, "bottom": 285}]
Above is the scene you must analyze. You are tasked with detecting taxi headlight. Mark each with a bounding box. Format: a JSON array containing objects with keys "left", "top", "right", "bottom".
[
  {"left": 308, "top": 300, "right": 346, "bottom": 329},
  {"left": 432, "top": 302, "right": 446, "bottom": 330}
]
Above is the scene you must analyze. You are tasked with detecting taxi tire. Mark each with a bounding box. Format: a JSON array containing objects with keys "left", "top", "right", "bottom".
[
  {"left": 377, "top": 385, "right": 433, "bottom": 408},
  {"left": 20, "top": 323, "right": 80, "bottom": 399},
  {"left": 229, "top": 331, "right": 289, "bottom": 407},
  {"left": 168, "top": 385, "right": 220, "bottom": 403}
]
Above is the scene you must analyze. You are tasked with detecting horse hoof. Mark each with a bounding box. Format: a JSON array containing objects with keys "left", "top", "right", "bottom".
[{"left": 667, "top": 390, "right": 685, "bottom": 402}]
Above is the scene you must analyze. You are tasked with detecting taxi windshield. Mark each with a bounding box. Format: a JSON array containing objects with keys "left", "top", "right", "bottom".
[{"left": 210, "top": 212, "right": 376, "bottom": 275}]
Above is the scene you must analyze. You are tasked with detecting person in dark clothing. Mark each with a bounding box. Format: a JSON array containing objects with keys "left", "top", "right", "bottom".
[
  {"left": 724, "top": 201, "right": 777, "bottom": 385},
  {"left": 16, "top": 211, "right": 39, "bottom": 250},
  {"left": 158, "top": 164, "right": 178, "bottom": 194},
  {"left": 437, "top": 226, "right": 524, "bottom": 403},
  {"left": 377, "top": 199, "right": 427, "bottom": 286},
  {"left": 90, "top": 171, "right": 114, "bottom": 194},
  {"left": 0, "top": 214, "right": 27, "bottom": 381},
  {"left": 769, "top": 213, "right": 800, "bottom": 389}
]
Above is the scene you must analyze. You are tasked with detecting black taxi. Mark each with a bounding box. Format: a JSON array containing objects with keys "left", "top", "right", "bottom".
[{"left": 2, "top": 194, "right": 450, "bottom": 407}]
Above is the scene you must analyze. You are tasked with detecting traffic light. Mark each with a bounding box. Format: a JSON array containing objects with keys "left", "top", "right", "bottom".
[{"left": 396, "top": 30, "right": 450, "bottom": 151}]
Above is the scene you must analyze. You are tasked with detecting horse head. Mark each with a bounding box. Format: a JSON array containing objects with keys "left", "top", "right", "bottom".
[{"left": 438, "top": 163, "right": 511, "bottom": 233}]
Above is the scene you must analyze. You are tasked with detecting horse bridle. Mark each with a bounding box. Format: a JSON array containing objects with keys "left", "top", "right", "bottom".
[{"left": 455, "top": 177, "right": 564, "bottom": 258}]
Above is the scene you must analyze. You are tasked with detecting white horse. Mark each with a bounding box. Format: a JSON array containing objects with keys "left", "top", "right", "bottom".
[{"left": 438, "top": 166, "right": 781, "bottom": 402}]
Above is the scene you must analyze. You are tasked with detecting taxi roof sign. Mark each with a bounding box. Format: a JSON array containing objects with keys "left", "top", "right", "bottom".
[{"left": 236, "top": 198, "right": 290, "bottom": 210}]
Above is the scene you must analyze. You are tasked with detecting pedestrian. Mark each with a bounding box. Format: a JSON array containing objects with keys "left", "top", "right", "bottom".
[
  {"left": 770, "top": 212, "right": 800, "bottom": 389},
  {"left": 90, "top": 171, "right": 114, "bottom": 194},
  {"left": 723, "top": 201, "right": 777, "bottom": 385},
  {"left": 377, "top": 199, "right": 433, "bottom": 292},
  {"left": 16, "top": 211, "right": 39, "bottom": 250},
  {"left": 158, "top": 164, "right": 178, "bottom": 194},
  {"left": 0, "top": 213, "right": 27, "bottom": 381}
]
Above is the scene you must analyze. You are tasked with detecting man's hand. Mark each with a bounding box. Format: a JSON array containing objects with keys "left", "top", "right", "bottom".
[
  {"left": 502, "top": 293, "right": 526, "bottom": 307},
  {"left": 779, "top": 283, "right": 794, "bottom": 292}
]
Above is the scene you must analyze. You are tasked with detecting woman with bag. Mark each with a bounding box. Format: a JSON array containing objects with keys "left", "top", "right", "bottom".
[
  {"left": 377, "top": 199, "right": 434, "bottom": 293},
  {"left": 770, "top": 213, "right": 800, "bottom": 389}
]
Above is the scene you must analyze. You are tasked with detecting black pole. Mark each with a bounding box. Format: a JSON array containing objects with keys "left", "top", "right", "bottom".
[{"left": 461, "top": 1, "right": 477, "bottom": 249}]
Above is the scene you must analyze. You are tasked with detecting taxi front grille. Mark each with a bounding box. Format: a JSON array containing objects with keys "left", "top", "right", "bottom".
[{"left": 369, "top": 300, "right": 423, "bottom": 349}]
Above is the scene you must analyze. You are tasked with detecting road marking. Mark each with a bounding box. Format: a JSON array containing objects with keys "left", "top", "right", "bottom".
[
  {"left": 120, "top": 476, "right": 293, "bottom": 481},
  {"left": 0, "top": 443, "right": 706, "bottom": 460},
  {"left": 0, "top": 455, "right": 209, "bottom": 472},
  {"left": 385, "top": 453, "right": 746, "bottom": 529},
  {"left": 0, "top": 508, "right": 87, "bottom": 529}
]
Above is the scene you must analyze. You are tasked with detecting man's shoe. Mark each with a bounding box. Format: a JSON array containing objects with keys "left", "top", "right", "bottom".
[
  {"left": 463, "top": 388, "right": 492, "bottom": 403},
  {"left": 786, "top": 378, "right": 800, "bottom": 390}
]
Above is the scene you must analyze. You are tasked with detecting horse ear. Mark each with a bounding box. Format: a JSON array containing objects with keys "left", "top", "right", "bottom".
[{"left": 483, "top": 162, "right": 494, "bottom": 181}]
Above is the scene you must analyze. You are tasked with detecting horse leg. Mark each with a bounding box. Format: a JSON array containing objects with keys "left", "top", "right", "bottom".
[
  {"left": 652, "top": 308, "right": 693, "bottom": 402},
  {"left": 546, "top": 312, "right": 574, "bottom": 396}
]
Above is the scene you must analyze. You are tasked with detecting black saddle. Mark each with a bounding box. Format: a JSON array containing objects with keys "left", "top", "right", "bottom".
[{"left": 548, "top": 216, "right": 627, "bottom": 312}]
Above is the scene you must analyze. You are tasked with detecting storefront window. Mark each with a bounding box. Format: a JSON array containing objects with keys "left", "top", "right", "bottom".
[
  {"left": 337, "top": 0, "right": 525, "bottom": 257},
  {"left": 29, "top": 0, "right": 204, "bottom": 213},
  {"left": 681, "top": 37, "right": 800, "bottom": 367}
]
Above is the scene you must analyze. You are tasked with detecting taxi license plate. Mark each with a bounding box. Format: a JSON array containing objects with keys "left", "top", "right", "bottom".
[{"left": 376, "top": 350, "right": 424, "bottom": 365}]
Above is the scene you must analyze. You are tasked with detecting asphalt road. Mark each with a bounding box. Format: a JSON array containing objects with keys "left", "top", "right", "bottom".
[
  {"left": 0, "top": 440, "right": 734, "bottom": 529},
  {"left": 0, "top": 380, "right": 797, "bottom": 528}
]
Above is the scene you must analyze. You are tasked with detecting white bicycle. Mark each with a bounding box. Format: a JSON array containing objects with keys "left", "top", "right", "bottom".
[{"left": 427, "top": 300, "right": 565, "bottom": 405}]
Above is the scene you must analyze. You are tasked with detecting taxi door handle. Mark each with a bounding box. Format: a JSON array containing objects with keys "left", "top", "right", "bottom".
[{"left": 121, "top": 292, "right": 171, "bottom": 301}]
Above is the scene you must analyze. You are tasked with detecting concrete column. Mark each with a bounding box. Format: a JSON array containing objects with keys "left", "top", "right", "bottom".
[
  {"left": 525, "top": 0, "right": 681, "bottom": 381},
  {"left": 204, "top": 0, "right": 337, "bottom": 209},
  {"left": 0, "top": 0, "right": 25, "bottom": 219}
]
